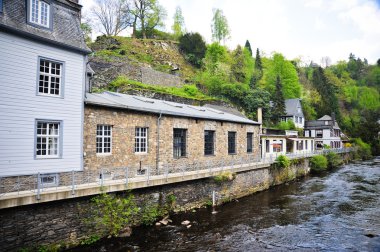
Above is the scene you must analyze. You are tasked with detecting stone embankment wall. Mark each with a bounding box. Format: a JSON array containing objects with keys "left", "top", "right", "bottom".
[{"left": 0, "top": 160, "right": 310, "bottom": 251}]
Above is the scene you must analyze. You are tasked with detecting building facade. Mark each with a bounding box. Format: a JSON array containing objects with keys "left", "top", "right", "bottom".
[
  {"left": 0, "top": 0, "right": 90, "bottom": 177},
  {"left": 280, "top": 98, "right": 305, "bottom": 129},
  {"left": 83, "top": 92, "right": 261, "bottom": 173},
  {"left": 304, "top": 115, "right": 342, "bottom": 149}
]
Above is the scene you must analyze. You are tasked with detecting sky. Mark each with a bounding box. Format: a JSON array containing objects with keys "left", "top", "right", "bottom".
[{"left": 79, "top": 0, "right": 380, "bottom": 65}]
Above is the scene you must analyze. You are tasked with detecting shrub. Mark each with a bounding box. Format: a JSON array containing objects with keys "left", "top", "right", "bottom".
[
  {"left": 326, "top": 151, "right": 343, "bottom": 169},
  {"left": 276, "top": 120, "right": 296, "bottom": 130},
  {"left": 276, "top": 155, "right": 290, "bottom": 168},
  {"left": 353, "top": 138, "right": 372, "bottom": 160},
  {"left": 213, "top": 171, "right": 236, "bottom": 184},
  {"left": 310, "top": 155, "right": 328, "bottom": 172},
  {"left": 179, "top": 32, "right": 207, "bottom": 67},
  {"left": 140, "top": 203, "right": 162, "bottom": 226},
  {"left": 183, "top": 84, "right": 198, "bottom": 96}
]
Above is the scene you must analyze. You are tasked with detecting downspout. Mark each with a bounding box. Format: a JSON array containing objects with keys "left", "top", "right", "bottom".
[{"left": 156, "top": 112, "right": 163, "bottom": 172}]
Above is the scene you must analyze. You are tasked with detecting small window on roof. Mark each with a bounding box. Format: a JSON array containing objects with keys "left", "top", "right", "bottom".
[{"left": 29, "top": 0, "right": 51, "bottom": 28}]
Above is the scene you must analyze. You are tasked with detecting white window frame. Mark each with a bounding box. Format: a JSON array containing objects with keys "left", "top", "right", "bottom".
[
  {"left": 35, "top": 120, "right": 61, "bottom": 158},
  {"left": 29, "top": 0, "right": 51, "bottom": 28},
  {"left": 135, "top": 127, "right": 148, "bottom": 153},
  {"left": 96, "top": 125, "right": 112, "bottom": 155},
  {"left": 38, "top": 58, "right": 63, "bottom": 97},
  {"left": 39, "top": 173, "right": 59, "bottom": 187}
]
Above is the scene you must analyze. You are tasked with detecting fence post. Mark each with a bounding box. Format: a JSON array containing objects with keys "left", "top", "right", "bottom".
[
  {"left": 37, "top": 172, "right": 41, "bottom": 200},
  {"left": 71, "top": 170, "right": 75, "bottom": 195}
]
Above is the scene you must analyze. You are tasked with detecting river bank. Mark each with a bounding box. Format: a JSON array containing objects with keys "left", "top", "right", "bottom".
[{"left": 69, "top": 159, "right": 380, "bottom": 251}]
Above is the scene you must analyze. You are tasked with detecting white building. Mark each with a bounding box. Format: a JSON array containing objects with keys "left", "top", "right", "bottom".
[
  {"left": 0, "top": 0, "right": 90, "bottom": 178},
  {"left": 280, "top": 98, "right": 305, "bottom": 129},
  {"left": 304, "top": 115, "right": 342, "bottom": 150}
]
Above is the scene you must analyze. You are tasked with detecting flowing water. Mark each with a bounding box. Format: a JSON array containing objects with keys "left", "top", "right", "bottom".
[{"left": 73, "top": 160, "right": 380, "bottom": 252}]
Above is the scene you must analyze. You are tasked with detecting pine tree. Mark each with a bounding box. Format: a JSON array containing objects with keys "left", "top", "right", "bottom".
[
  {"left": 271, "top": 75, "right": 286, "bottom": 123},
  {"left": 244, "top": 40, "right": 252, "bottom": 56},
  {"left": 255, "top": 48, "right": 262, "bottom": 71},
  {"left": 250, "top": 48, "right": 263, "bottom": 88}
]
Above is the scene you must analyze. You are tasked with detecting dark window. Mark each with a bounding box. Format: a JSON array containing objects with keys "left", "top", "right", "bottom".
[
  {"left": 204, "top": 130, "right": 215, "bottom": 156},
  {"left": 247, "top": 132, "right": 253, "bottom": 153},
  {"left": 266, "top": 140, "right": 270, "bottom": 153},
  {"left": 0, "top": 0, "right": 3, "bottom": 12},
  {"left": 173, "top": 128, "right": 186, "bottom": 158},
  {"left": 316, "top": 130, "right": 323, "bottom": 138},
  {"left": 228, "top": 131, "right": 236, "bottom": 154}
]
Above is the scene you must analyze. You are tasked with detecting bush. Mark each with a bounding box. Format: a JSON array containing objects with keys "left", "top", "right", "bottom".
[
  {"left": 140, "top": 203, "right": 162, "bottom": 226},
  {"left": 310, "top": 155, "right": 328, "bottom": 172},
  {"left": 276, "top": 155, "right": 290, "bottom": 168},
  {"left": 179, "top": 32, "right": 207, "bottom": 67},
  {"left": 326, "top": 151, "right": 343, "bottom": 169},
  {"left": 276, "top": 120, "right": 296, "bottom": 130},
  {"left": 213, "top": 171, "right": 236, "bottom": 184},
  {"left": 353, "top": 138, "right": 372, "bottom": 160}
]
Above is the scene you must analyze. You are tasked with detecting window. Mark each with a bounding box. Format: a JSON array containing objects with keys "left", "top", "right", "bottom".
[
  {"left": 39, "top": 173, "right": 59, "bottom": 187},
  {"left": 266, "top": 140, "right": 270, "bottom": 153},
  {"left": 173, "top": 128, "right": 186, "bottom": 158},
  {"left": 297, "top": 140, "right": 303, "bottom": 150},
  {"left": 316, "top": 141, "right": 323, "bottom": 150},
  {"left": 305, "top": 140, "right": 308, "bottom": 150},
  {"left": 247, "top": 132, "right": 253, "bottom": 153},
  {"left": 273, "top": 140, "right": 282, "bottom": 152},
  {"left": 38, "top": 59, "right": 62, "bottom": 96},
  {"left": 135, "top": 127, "right": 148, "bottom": 153},
  {"left": 36, "top": 121, "right": 60, "bottom": 158},
  {"left": 228, "top": 131, "right": 236, "bottom": 154},
  {"left": 29, "top": 0, "right": 51, "bottom": 28},
  {"left": 299, "top": 117, "right": 303, "bottom": 124},
  {"left": 96, "top": 125, "right": 112, "bottom": 154},
  {"left": 295, "top": 116, "right": 298, "bottom": 123},
  {"left": 316, "top": 130, "right": 323, "bottom": 138},
  {"left": 0, "top": 0, "right": 3, "bottom": 12},
  {"left": 204, "top": 130, "right": 215, "bottom": 156}
]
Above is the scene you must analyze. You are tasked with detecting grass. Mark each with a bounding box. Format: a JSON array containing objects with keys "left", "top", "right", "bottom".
[{"left": 107, "top": 76, "right": 216, "bottom": 101}]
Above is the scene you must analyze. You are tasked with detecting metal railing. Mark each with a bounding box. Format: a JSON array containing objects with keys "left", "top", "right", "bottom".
[{"left": 0, "top": 148, "right": 353, "bottom": 199}]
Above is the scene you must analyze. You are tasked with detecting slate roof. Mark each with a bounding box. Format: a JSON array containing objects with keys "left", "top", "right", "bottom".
[
  {"left": 284, "top": 98, "right": 304, "bottom": 117},
  {"left": 85, "top": 92, "right": 260, "bottom": 125},
  {"left": 0, "top": 0, "right": 90, "bottom": 54},
  {"left": 318, "top": 115, "right": 332, "bottom": 120}
]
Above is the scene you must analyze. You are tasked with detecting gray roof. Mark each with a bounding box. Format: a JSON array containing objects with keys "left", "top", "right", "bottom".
[
  {"left": 0, "top": 0, "right": 90, "bottom": 54},
  {"left": 284, "top": 98, "right": 304, "bottom": 117},
  {"left": 203, "top": 104, "right": 246, "bottom": 118},
  {"left": 318, "top": 115, "right": 332, "bottom": 120},
  {"left": 85, "top": 92, "right": 260, "bottom": 125}
]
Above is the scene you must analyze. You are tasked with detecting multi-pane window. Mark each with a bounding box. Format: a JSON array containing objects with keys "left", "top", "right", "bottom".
[
  {"left": 316, "top": 130, "right": 323, "bottom": 138},
  {"left": 30, "top": 0, "right": 50, "bottom": 28},
  {"left": 135, "top": 127, "right": 148, "bottom": 153},
  {"left": 36, "top": 121, "right": 60, "bottom": 158},
  {"left": 173, "top": 129, "right": 186, "bottom": 158},
  {"left": 247, "top": 132, "right": 253, "bottom": 153},
  {"left": 204, "top": 130, "right": 215, "bottom": 156},
  {"left": 96, "top": 125, "right": 112, "bottom": 154},
  {"left": 228, "top": 131, "right": 236, "bottom": 154},
  {"left": 38, "top": 59, "right": 62, "bottom": 96}
]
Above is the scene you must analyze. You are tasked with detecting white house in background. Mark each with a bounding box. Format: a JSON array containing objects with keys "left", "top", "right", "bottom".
[
  {"left": 0, "top": 0, "right": 90, "bottom": 178},
  {"left": 280, "top": 98, "right": 305, "bottom": 129},
  {"left": 304, "top": 114, "right": 342, "bottom": 150}
]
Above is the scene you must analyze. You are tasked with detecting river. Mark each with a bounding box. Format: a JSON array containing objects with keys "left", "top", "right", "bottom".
[{"left": 72, "top": 160, "right": 380, "bottom": 251}]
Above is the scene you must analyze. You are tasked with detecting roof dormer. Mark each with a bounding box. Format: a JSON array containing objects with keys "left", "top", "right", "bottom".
[{"left": 27, "top": 0, "right": 52, "bottom": 30}]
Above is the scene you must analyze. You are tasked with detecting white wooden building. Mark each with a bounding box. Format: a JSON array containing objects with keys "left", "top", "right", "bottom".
[{"left": 304, "top": 115, "right": 342, "bottom": 149}]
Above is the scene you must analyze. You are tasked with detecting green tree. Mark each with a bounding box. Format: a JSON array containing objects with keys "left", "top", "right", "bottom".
[
  {"left": 244, "top": 40, "right": 252, "bottom": 56},
  {"left": 203, "top": 42, "right": 230, "bottom": 76},
  {"left": 271, "top": 75, "right": 286, "bottom": 123},
  {"left": 80, "top": 23, "right": 92, "bottom": 44},
  {"left": 243, "top": 88, "right": 271, "bottom": 123},
  {"left": 171, "top": 6, "right": 185, "bottom": 39},
  {"left": 179, "top": 32, "right": 207, "bottom": 68},
  {"left": 250, "top": 48, "right": 263, "bottom": 88},
  {"left": 230, "top": 45, "right": 246, "bottom": 82},
  {"left": 211, "top": 8, "right": 230, "bottom": 44},
  {"left": 255, "top": 48, "right": 262, "bottom": 71}
]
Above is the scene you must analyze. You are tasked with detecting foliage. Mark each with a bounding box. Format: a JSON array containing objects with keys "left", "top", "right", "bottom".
[
  {"left": 243, "top": 88, "right": 271, "bottom": 123},
  {"left": 326, "top": 151, "right": 343, "bottom": 169},
  {"left": 275, "top": 120, "right": 296, "bottom": 130},
  {"left": 203, "top": 42, "right": 230, "bottom": 75},
  {"left": 230, "top": 45, "right": 247, "bottom": 82},
  {"left": 108, "top": 77, "right": 214, "bottom": 101},
  {"left": 271, "top": 75, "right": 286, "bottom": 123},
  {"left": 172, "top": 6, "right": 185, "bottom": 39},
  {"left": 213, "top": 171, "right": 236, "bottom": 184},
  {"left": 353, "top": 138, "right": 372, "bottom": 160},
  {"left": 80, "top": 23, "right": 92, "bottom": 44},
  {"left": 310, "top": 155, "right": 328, "bottom": 172},
  {"left": 80, "top": 235, "right": 101, "bottom": 245},
  {"left": 276, "top": 155, "right": 291, "bottom": 169},
  {"left": 87, "top": 191, "right": 138, "bottom": 237},
  {"left": 211, "top": 8, "right": 230, "bottom": 43},
  {"left": 244, "top": 40, "right": 252, "bottom": 56},
  {"left": 140, "top": 203, "right": 162, "bottom": 225},
  {"left": 179, "top": 32, "right": 207, "bottom": 68}
]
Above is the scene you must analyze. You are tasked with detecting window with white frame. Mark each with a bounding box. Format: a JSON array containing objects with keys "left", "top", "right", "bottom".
[
  {"left": 38, "top": 59, "right": 62, "bottom": 96},
  {"left": 36, "top": 121, "right": 60, "bottom": 158},
  {"left": 29, "top": 0, "right": 51, "bottom": 28},
  {"left": 96, "top": 125, "right": 112, "bottom": 154},
  {"left": 135, "top": 127, "right": 148, "bottom": 153}
]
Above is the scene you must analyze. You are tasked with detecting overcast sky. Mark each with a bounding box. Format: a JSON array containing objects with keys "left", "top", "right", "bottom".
[{"left": 80, "top": 0, "right": 380, "bottom": 64}]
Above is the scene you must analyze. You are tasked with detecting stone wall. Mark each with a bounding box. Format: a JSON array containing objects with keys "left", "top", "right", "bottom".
[
  {"left": 0, "top": 160, "right": 310, "bottom": 251},
  {"left": 84, "top": 105, "right": 261, "bottom": 172},
  {"left": 141, "top": 67, "right": 182, "bottom": 87}
]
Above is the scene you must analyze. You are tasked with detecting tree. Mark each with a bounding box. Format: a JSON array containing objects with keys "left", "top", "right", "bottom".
[
  {"left": 131, "top": 0, "right": 167, "bottom": 39},
  {"left": 320, "top": 56, "right": 331, "bottom": 68},
  {"left": 91, "top": 0, "right": 132, "bottom": 36},
  {"left": 271, "top": 75, "right": 286, "bottom": 123},
  {"left": 80, "top": 23, "right": 92, "bottom": 44},
  {"left": 230, "top": 45, "right": 246, "bottom": 82},
  {"left": 203, "top": 42, "right": 230, "bottom": 76},
  {"left": 255, "top": 48, "right": 262, "bottom": 71},
  {"left": 171, "top": 6, "right": 185, "bottom": 39},
  {"left": 243, "top": 88, "right": 271, "bottom": 123},
  {"left": 244, "top": 40, "right": 252, "bottom": 56},
  {"left": 250, "top": 48, "right": 263, "bottom": 87},
  {"left": 178, "top": 32, "right": 206, "bottom": 68},
  {"left": 211, "top": 8, "right": 230, "bottom": 44}
]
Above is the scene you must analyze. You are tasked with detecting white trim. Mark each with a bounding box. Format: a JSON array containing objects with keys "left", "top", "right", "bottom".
[
  {"left": 134, "top": 127, "right": 148, "bottom": 153},
  {"left": 29, "top": 0, "right": 50, "bottom": 28},
  {"left": 96, "top": 125, "right": 112, "bottom": 154}
]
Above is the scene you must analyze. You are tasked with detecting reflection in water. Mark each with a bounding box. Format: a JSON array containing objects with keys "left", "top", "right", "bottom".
[{"left": 71, "top": 161, "right": 380, "bottom": 252}]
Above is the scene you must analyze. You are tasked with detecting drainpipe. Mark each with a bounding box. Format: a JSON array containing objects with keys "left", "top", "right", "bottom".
[{"left": 156, "top": 112, "right": 163, "bottom": 172}]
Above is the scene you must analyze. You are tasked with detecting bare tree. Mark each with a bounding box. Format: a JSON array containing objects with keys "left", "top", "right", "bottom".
[
  {"left": 91, "top": 0, "right": 132, "bottom": 36},
  {"left": 320, "top": 56, "right": 332, "bottom": 68}
]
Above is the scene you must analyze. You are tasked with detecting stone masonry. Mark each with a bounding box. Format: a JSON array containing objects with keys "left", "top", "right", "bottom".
[{"left": 84, "top": 105, "right": 261, "bottom": 173}]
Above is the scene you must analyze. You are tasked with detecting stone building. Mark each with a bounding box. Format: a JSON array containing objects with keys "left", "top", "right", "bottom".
[{"left": 84, "top": 92, "right": 261, "bottom": 173}]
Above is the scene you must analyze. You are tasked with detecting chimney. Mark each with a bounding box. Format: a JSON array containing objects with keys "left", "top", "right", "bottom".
[
  {"left": 331, "top": 112, "right": 336, "bottom": 124},
  {"left": 257, "top": 107, "right": 263, "bottom": 124}
]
